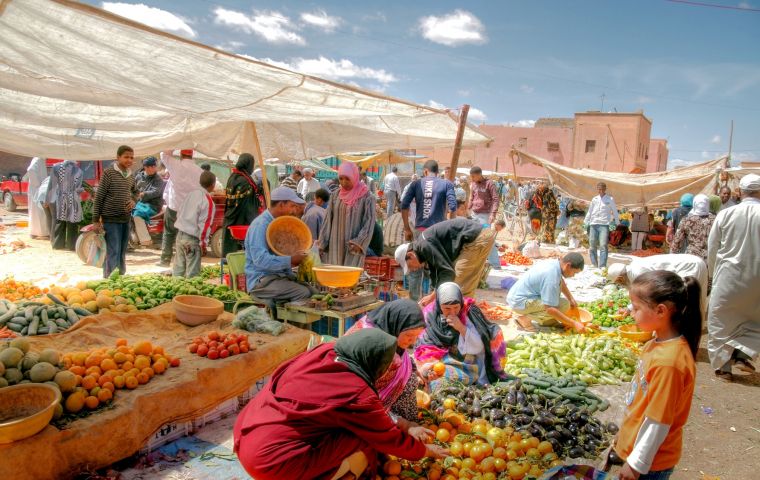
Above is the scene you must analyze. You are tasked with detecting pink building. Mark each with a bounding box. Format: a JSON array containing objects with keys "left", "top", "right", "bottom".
[
  {"left": 647, "top": 139, "right": 669, "bottom": 173},
  {"left": 572, "top": 112, "right": 651, "bottom": 173}
]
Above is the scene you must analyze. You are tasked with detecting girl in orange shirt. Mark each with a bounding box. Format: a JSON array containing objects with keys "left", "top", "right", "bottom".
[{"left": 615, "top": 270, "right": 702, "bottom": 480}]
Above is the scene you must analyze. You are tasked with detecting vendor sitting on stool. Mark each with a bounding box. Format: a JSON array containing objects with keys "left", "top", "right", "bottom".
[
  {"left": 244, "top": 187, "right": 317, "bottom": 309},
  {"left": 506, "top": 252, "right": 587, "bottom": 333}
]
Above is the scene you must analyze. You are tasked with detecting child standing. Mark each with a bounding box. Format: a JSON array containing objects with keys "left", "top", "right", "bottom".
[
  {"left": 173, "top": 171, "right": 216, "bottom": 278},
  {"left": 615, "top": 270, "right": 702, "bottom": 480}
]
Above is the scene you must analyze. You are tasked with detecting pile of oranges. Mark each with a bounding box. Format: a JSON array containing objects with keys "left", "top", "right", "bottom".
[
  {"left": 0, "top": 277, "right": 47, "bottom": 301},
  {"left": 60, "top": 339, "right": 179, "bottom": 414}
]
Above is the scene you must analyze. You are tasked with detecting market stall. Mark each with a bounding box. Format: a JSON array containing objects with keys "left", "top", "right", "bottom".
[{"left": 0, "top": 304, "right": 312, "bottom": 480}]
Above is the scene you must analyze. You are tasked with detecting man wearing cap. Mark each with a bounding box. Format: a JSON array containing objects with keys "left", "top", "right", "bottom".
[
  {"left": 297, "top": 168, "right": 321, "bottom": 202},
  {"left": 244, "top": 187, "right": 316, "bottom": 308},
  {"left": 606, "top": 254, "right": 708, "bottom": 321},
  {"left": 158, "top": 149, "right": 203, "bottom": 267},
  {"left": 132, "top": 156, "right": 165, "bottom": 245},
  {"left": 395, "top": 217, "right": 495, "bottom": 305},
  {"left": 707, "top": 173, "right": 760, "bottom": 381}
]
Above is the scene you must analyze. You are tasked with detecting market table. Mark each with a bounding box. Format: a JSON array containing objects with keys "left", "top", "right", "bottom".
[
  {"left": 277, "top": 299, "right": 384, "bottom": 337},
  {"left": 0, "top": 305, "right": 313, "bottom": 480}
]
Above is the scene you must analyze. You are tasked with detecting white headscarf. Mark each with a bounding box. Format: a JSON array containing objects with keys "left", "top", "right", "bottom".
[{"left": 689, "top": 194, "right": 710, "bottom": 217}]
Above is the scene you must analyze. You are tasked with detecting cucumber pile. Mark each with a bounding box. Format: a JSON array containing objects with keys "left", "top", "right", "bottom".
[
  {"left": 520, "top": 369, "right": 609, "bottom": 413},
  {"left": 0, "top": 298, "right": 91, "bottom": 336}
]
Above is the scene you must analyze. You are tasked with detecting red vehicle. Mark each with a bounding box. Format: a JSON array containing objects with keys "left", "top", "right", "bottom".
[{"left": 1, "top": 159, "right": 111, "bottom": 211}]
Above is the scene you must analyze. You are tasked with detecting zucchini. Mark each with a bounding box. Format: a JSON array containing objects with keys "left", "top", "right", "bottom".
[
  {"left": 72, "top": 306, "right": 91, "bottom": 317},
  {"left": 28, "top": 317, "right": 39, "bottom": 336},
  {"left": 56, "top": 306, "right": 66, "bottom": 318},
  {"left": 48, "top": 324, "right": 58, "bottom": 334},
  {"left": 522, "top": 378, "right": 552, "bottom": 388},
  {"left": 535, "top": 388, "right": 561, "bottom": 399},
  {"left": 20, "top": 326, "right": 28, "bottom": 335},
  {"left": 55, "top": 319, "right": 69, "bottom": 329},
  {"left": 12, "top": 315, "right": 28, "bottom": 326},
  {"left": 33, "top": 305, "right": 44, "bottom": 316},
  {"left": 37, "top": 327, "right": 49, "bottom": 335},
  {"left": 7, "top": 322, "right": 24, "bottom": 332},
  {"left": 24, "top": 306, "right": 35, "bottom": 322},
  {"left": 41, "top": 309, "right": 49, "bottom": 323},
  {"left": 66, "top": 309, "right": 79, "bottom": 325},
  {"left": 47, "top": 293, "right": 67, "bottom": 306},
  {"left": 0, "top": 300, "right": 7, "bottom": 315}
]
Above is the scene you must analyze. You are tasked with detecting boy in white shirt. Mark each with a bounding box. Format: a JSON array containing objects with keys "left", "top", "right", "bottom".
[{"left": 173, "top": 171, "right": 216, "bottom": 278}]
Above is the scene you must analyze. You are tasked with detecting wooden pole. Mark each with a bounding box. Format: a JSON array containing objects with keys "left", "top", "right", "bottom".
[
  {"left": 248, "top": 122, "right": 270, "bottom": 207},
  {"left": 727, "top": 120, "right": 734, "bottom": 164},
  {"left": 448, "top": 104, "right": 470, "bottom": 181}
]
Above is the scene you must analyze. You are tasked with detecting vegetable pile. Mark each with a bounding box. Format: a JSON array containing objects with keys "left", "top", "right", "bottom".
[
  {"left": 505, "top": 333, "right": 638, "bottom": 385},
  {"left": 233, "top": 305, "right": 286, "bottom": 336},
  {"left": 0, "top": 277, "right": 46, "bottom": 302},
  {"left": 500, "top": 251, "right": 533, "bottom": 266},
  {"left": 187, "top": 331, "right": 251, "bottom": 360},
  {"left": 582, "top": 288, "right": 633, "bottom": 327},
  {"left": 476, "top": 301, "right": 513, "bottom": 322},
  {"left": 0, "top": 298, "right": 91, "bottom": 336}
]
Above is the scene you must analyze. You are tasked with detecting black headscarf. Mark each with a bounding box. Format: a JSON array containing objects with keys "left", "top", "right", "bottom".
[
  {"left": 236, "top": 153, "right": 255, "bottom": 175},
  {"left": 334, "top": 329, "right": 397, "bottom": 391},
  {"left": 367, "top": 299, "right": 424, "bottom": 353}
]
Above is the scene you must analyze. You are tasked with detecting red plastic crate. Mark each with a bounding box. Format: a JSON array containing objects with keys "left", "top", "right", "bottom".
[{"left": 364, "top": 256, "right": 394, "bottom": 281}]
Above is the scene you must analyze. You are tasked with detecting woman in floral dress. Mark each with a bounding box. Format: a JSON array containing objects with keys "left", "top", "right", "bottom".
[{"left": 672, "top": 194, "right": 714, "bottom": 262}]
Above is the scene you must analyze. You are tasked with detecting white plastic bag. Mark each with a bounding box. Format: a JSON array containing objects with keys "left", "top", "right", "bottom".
[{"left": 522, "top": 240, "right": 541, "bottom": 258}]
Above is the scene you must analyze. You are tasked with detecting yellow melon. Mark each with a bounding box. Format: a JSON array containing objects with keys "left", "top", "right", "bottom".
[
  {"left": 85, "top": 301, "right": 98, "bottom": 313},
  {"left": 96, "top": 296, "right": 113, "bottom": 309},
  {"left": 80, "top": 289, "right": 97, "bottom": 302},
  {"left": 76, "top": 281, "right": 88, "bottom": 290},
  {"left": 68, "top": 295, "right": 84, "bottom": 305}
]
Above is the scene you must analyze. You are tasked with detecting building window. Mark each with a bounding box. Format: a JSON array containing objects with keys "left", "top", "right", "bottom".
[
  {"left": 585, "top": 140, "right": 596, "bottom": 153},
  {"left": 518, "top": 137, "right": 527, "bottom": 148},
  {"left": 547, "top": 142, "right": 560, "bottom": 152}
]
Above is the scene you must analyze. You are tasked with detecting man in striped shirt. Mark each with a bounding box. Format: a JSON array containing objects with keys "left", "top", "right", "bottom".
[
  {"left": 280, "top": 170, "right": 302, "bottom": 192},
  {"left": 173, "top": 171, "right": 217, "bottom": 278},
  {"left": 92, "top": 145, "right": 139, "bottom": 278}
]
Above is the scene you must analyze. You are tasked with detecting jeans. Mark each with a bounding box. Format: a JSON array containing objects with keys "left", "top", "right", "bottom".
[
  {"left": 588, "top": 224, "right": 610, "bottom": 267},
  {"left": 103, "top": 222, "right": 129, "bottom": 278},
  {"left": 173, "top": 231, "right": 202, "bottom": 278},
  {"left": 385, "top": 192, "right": 398, "bottom": 217},
  {"left": 407, "top": 268, "right": 430, "bottom": 301},
  {"left": 639, "top": 468, "right": 674, "bottom": 480},
  {"left": 160, "top": 208, "right": 178, "bottom": 264}
]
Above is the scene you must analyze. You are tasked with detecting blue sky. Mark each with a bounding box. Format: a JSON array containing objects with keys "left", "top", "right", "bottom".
[{"left": 87, "top": 1, "right": 760, "bottom": 168}]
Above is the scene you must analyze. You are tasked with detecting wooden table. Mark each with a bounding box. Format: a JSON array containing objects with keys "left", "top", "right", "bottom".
[{"left": 277, "top": 300, "right": 385, "bottom": 337}]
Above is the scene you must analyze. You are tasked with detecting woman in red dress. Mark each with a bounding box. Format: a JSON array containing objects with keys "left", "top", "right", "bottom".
[{"left": 234, "top": 329, "right": 447, "bottom": 480}]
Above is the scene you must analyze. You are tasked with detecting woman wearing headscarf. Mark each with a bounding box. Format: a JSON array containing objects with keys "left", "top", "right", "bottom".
[
  {"left": 26, "top": 157, "right": 50, "bottom": 238},
  {"left": 345, "top": 299, "right": 425, "bottom": 422},
  {"left": 672, "top": 194, "right": 715, "bottom": 262},
  {"left": 667, "top": 193, "right": 693, "bottom": 252},
  {"left": 414, "top": 282, "right": 509, "bottom": 387},
  {"left": 708, "top": 194, "right": 722, "bottom": 215},
  {"left": 538, "top": 183, "right": 559, "bottom": 243},
  {"left": 234, "top": 329, "right": 446, "bottom": 480},
  {"left": 319, "top": 161, "right": 376, "bottom": 267},
  {"left": 222, "top": 153, "right": 263, "bottom": 256}
]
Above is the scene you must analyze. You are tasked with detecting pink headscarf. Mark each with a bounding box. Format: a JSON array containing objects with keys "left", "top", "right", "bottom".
[{"left": 337, "top": 162, "right": 369, "bottom": 208}]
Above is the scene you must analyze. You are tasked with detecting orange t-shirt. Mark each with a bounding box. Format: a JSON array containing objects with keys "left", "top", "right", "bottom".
[{"left": 614, "top": 336, "right": 696, "bottom": 472}]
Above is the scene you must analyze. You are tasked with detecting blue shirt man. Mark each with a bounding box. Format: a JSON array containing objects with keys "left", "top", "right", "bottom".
[{"left": 400, "top": 160, "right": 456, "bottom": 235}]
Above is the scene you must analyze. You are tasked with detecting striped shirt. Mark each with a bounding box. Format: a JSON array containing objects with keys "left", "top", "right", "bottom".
[
  {"left": 280, "top": 176, "right": 299, "bottom": 191},
  {"left": 93, "top": 165, "right": 137, "bottom": 223}
]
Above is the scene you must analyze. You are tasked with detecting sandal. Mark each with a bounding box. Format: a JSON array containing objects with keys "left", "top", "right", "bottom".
[
  {"left": 735, "top": 359, "right": 756, "bottom": 374},
  {"left": 714, "top": 370, "right": 733, "bottom": 383}
]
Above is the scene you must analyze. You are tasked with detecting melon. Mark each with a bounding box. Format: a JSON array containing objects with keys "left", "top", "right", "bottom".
[
  {"left": 0, "top": 347, "right": 24, "bottom": 368},
  {"left": 29, "top": 362, "right": 57, "bottom": 383},
  {"left": 9, "top": 337, "right": 31, "bottom": 354},
  {"left": 0, "top": 361, "right": 4, "bottom": 376},
  {"left": 54, "top": 370, "right": 77, "bottom": 392},
  {"left": 85, "top": 301, "right": 98, "bottom": 313},
  {"left": 4, "top": 367, "right": 23, "bottom": 385},
  {"left": 96, "top": 296, "right": 113, "bottom": 309},
  {"left": 0, "top": 377, "right": 7, "bottom": 388},
  {"left": 81, "top": 289, "right": 97, "bottom": 302},
  {"left": 39, "top": 349, "right": 60, "bottom": 366},
  {"left": 21, "top": 352, "right": 39, "bottom": 371}
]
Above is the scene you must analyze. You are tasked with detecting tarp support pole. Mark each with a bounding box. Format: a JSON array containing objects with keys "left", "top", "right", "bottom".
[
  {"left": 448, "top": 104, "right": 470, "bottom": 181},
  {"left": 241, "top": 121, "right": 270, "bottom": 207}
]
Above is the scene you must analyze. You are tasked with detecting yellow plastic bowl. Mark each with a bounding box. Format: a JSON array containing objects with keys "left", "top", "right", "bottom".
[
  {"left": 173, "top": 295, "right": 224, "bottom": 326},
  {"left": 0, "top": 383, "right": 61, "bottom": 444},
  {"left": 312, "top": 265, "right": 363, "bottom": 288},
  {"left": 618, "top": 324, "right": 654, "bottom": 342},
  {"left": 266, "top": 216, "right": 312, "bottom": 256},
  {"left": 568, "top": 307, "right": 594, "bottom": 324}
]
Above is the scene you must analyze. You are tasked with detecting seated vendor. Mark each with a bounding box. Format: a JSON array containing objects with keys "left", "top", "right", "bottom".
[
  {"left": 506, "top": 252, "right": 586, "bottom": 332},
  {"left": 414, "top": 282, "right": 509, "bottom": 388},
  {"left": 234, "top": 329, "right": 448, "bottom": 480},
  {"left": 244, "top": 186, "right": 316, "bottom": 306}
]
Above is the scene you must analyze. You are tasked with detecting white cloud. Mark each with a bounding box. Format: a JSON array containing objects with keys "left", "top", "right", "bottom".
[
  {"left": 467, "top": 107, "right": 487, "bottom": 123},
  {"left": 214, "top": 40, "right": 245, "bottom": 52},
  {"left": 427, "top": 100, "right": 449, "bottom": 110},
  {"left": 249, "top": 56, "right": 397, "bottom": 86},
  {"left": 213, "top": 7, "right": 304, "bottom": 45},
  {"left": 636, "top": 96, "right": 653, "bottom": 104},
  {"left": 710, "top": 135, "right": 722, "bottom": 144},
  {"left": 520, "top": 85, "right": 535, "bottom": 94},
  {"left": 507, "top": 120, "right": 536, "bottom": 128},
  {"left": 701, "top": 150, "right": 713, "bottom": 159},
  {"left": 300, "top": 10, "right": 342, "bottom": 32},
  {"left": 418, "top": 10, "right": 487, "bottom": 47},
  {"left": 102, "top": 2, "right": 195, "bottom": 37},
  {"left": 668, "top": 158, "right": 698, "bottom": 169}
]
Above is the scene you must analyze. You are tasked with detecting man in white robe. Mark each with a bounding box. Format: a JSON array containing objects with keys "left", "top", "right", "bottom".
[
  {"left": 707, "top": 173, "right": 760, "bottom": 381},
  {"left": 26, "top": 157, "right": 49, "bottom": 238}
]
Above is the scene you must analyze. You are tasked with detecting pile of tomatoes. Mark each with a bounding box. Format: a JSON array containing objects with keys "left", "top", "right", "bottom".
[
  {"left": 500, "top": 251, "right": 533, "bottom": 266},
  {"left": 187, "top": 331, "right": 251, "bottom": 360}
]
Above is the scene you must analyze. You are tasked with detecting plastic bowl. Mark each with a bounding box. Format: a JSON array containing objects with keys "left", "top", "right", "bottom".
[
  {"left": 312, "top": 265, "right": 363, "bottom": 288},
  {"left": 266, "top": 216, "right": 312, "bottom": 256},
  {"left": 567, "top": 307, "right": 593, "bottom": 324},
  {"left": 0, "top": 384, "right": 61, "bottom": 444},
  {"left": 618, "top": 324, "right": 654, "bottom": 342},
  {"left": 172, "top": 295, "right": 224, "bottom": 326},
  {"left": 228, "top": 225, "right": 249, "bottom": 241}
]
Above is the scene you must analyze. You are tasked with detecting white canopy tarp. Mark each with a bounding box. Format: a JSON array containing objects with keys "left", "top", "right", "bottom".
[
  {"left": 0, "top": 0, "right": 491, "bottom": 161},
  {"left": 513, "top": 149, "right": 729, "bottom": 208}
]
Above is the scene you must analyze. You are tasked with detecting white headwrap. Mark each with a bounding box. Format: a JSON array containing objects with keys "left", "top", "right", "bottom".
[
  {"left": 688, "top": 194, "right": 710, "bottom": 217},
  {"left": 739, "top": 173, "right": 760, "bottom": 192}
]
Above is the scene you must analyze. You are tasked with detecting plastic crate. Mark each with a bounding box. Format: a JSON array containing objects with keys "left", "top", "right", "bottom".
[
  {"left": 139, "top": 420, "right": 192, "bottom": 454},
  {"left": 238, "top": 376, "right": 271, "bottom": 407},
  {"left": 223, "top": 273, "right": 247, "bottom": 292},
  {"left": 364, "top": 256, "right": 394, "bottom": 281},
  {"left": 191, "top": 397, "right": 240, "bottom": 429},
  {"left": 311, "top": 317, "right": 357, "bottom": 337}
]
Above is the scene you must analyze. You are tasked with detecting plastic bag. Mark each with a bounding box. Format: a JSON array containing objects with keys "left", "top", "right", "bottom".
[
  {"left": 522, "top": 240, "right": 541, "bottom": 258},
  {"left": 86, "top": 233, "right": 106, "bottom": 267}
]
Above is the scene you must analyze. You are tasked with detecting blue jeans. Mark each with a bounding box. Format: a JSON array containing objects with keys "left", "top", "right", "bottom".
[
  {"left": 588, "top": 224, "right": 610, "bottom": 267},
  {"left": 639, "top": 468, "right": 674, "bottom": 480},
  {"left": 406, "top": 268, "right": 430, "bottom": 301},
  {"left": 103, "top": 222, "right": 130, "bottom": 278}
]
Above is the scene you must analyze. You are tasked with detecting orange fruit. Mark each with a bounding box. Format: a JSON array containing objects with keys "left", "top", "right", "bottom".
[
  {"left": 152, "top": 354, "right": 164, "bottom": 364},
  {"left": 136, "top": 372, "right": 149, "bottom": 385},
  {"left": 126, "top": 368, "right": 140, "bottom": 378},
  {"left": 152, "top": 346, "right": 164, "bottom": 355},
  {"left": 102, "top": 381, "right": 115, "bottom": 393},
  {"left": 115, "top": 338, "right": 128, "bottom": 347},
  {"left": 433, "top": 362, "right": 446, "bottom": 376},
  {"left": 152, "top": 361, "right": 166, "bottom": 374},
  {"left": 98, "top": 374, "right": 114, "bottom": 387},
  {"left": 435, "top": 428, "right": 450, "bottom": 442},
  {"left": 113, "top": 376, "right": 126, "bottom": 389},
  {"left": 81, "top": 375, "right": 97, "bottom": 390},
  {"left": 72, "top": 352, "right": 87, "bottom": 366},
  {"left": 65, "top": 392, "right": 86, "bottom": 413},
  {"left": 85, "top": 396, "right": 100, "bottom": 410},
  {"left": 116, "top": 346, "right": 130, "bottom": 354},
  {"left": 383, "top": 460, "right": 402, "bottom": 476},
  {"left": 133, "top": 341, "right": 153, "bottom": 356},
  {"left": 85, "top": 354, "right": 103, "bottom": 368},
  {"left": 113, "top": 352, "right": 128, "bottom": 364},
  {"left": 125, "top": 376, "right": 139, "bottom": 389},
  {"left": 100, "top": 358, "right": 117, "bottom": 372},
  {"left": 439, "top": 421, "right": 453, "bottom": 431},
  {"left": 141, "top": 367, "right": 155, "bottom": 379},
  {"left": 89, "top": 386, "right": 101, "bottom": 397},
  {"left": 121, "top": 361, "right": 134, "bottom": 372},
  {"left": 134, "top": 355, "right": 150, "bottom": 370},
  {"left": 97, "top": 388, "right": 113, "bottom": 403},
  {"left": 69, "top": 365, "right": 86, "bottom": 376}
]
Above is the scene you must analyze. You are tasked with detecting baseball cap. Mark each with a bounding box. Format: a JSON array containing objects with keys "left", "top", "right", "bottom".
[
  {"left": 142, "top": 156, "right": 157, "bottom": 167},
  {"left": 395, "top": 243, "right": 411, "bottom": 274},
  {"left": 606, "top": 263, "right": 627, "bottom": 281},
  {"left": 270, "top": 186, "right": 305, "bottom": 204}
]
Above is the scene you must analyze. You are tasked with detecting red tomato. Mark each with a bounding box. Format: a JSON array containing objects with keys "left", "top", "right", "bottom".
[
  {"left": 208, "top": 331, "right": 220, "bottom": 341},
  {"left": 229, "top": 344, "right": 240, "bottom": 355},
  {"left": 207, "top": 349, "right": 219, "bottom": 360},
  {"left": 239, "top": 343, "right": 249, "bottom": 353},
  {"left": 197, "top": 345, "right": 209, "bottom": 357},
  {"left": 219, "top": 349, "right": 230, "bottom": 359},
  {"left": 170, "top": 358, "right": 180, "bottom": 367},
  {"left": 188, "top": 344, "right": 198, "bottom": 354},
  {"left": 208, "top": 341, "right": 219, "bottom": 349}
]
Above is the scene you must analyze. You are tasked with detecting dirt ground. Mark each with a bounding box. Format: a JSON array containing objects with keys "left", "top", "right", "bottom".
[{"left": 2, "top": 208, "right": 758, "bottom": 479}]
